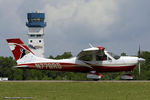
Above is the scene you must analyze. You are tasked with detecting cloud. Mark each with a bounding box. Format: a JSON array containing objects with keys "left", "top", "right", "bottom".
[
  {"left": 0, "top": 0, "right": 24, "bottom": 33},
  {"left": 42, "top": 0, "right": 120, "bottom": 56},
  {"left": 0, "top": 0, "right": 150, "bottom": 57},
  {"left": 44, "top": 0, "right": 118, "bottom": 38}
]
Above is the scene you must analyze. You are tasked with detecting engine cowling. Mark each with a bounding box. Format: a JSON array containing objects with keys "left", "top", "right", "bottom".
[{"left": 87, "top": 73, "right": 102, "bottom": 80}]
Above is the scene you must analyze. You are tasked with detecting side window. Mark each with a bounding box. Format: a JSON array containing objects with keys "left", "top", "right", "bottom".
[
  {"left": 79, "top": 55, "right": 93, "bottom": 61},
  {"left": 96, "top": 54, "right": 107, "bottom": 61},
  {"left": 30, "top": 40, "right": 32, "bottom": 43}
]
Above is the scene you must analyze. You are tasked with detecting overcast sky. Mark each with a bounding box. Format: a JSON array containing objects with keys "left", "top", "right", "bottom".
[{"left": 0, "top": 0, "right": 150, "bottom": 57}]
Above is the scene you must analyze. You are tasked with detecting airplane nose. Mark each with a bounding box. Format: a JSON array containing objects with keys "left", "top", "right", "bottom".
[{"left": 138, "top": 57, "right": 145, "bottom": 63}]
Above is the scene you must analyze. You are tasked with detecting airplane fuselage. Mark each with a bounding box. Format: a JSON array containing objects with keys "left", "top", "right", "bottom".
[
  {"left": 7, "top": 38, "right": 145, "bottom": 80},
  {"left": 16, "top": 51, "right": 138, "bottom": 73}
]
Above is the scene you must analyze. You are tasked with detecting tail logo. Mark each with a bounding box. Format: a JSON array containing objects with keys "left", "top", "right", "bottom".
[
  {"left": 9, "top": 43, "right": 30, "bottom": 60},
  {"left": 7, "top": 38, "right": 34, "bottom": 61},
  {"left": 20, "top": 49, "right": 30, "bottom": 59}
]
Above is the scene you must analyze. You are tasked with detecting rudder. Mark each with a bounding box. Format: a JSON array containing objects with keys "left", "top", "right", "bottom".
[{"left": 6, "top": 38, "right": 34, "bottom": 61}]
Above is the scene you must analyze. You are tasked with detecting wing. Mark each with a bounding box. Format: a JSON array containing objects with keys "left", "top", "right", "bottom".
[{"left": 77, "top": 47, "right": 105, "bottom": 58}]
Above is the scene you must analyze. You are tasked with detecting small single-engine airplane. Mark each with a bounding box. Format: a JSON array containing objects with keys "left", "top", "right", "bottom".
[{"left": 6, "top": 38, "right": 145, "bottom": 80}]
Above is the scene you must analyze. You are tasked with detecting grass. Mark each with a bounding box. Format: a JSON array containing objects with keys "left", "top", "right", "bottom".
[{"left": 0, "top": 81, "right": 150, "bottom": 100}]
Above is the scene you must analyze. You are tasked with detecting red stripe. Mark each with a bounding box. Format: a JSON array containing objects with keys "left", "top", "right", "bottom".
[
  {"left": 17, "top": 63, "right": 136, "bottom": 73},
  {"left": 96, "top": 47, "right": 105, "bottom": 50},
  {"left": 92, "top": 65, "right": 136, "bottom": 72}
]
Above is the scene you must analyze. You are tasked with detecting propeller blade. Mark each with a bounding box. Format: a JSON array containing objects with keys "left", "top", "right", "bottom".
[
  {"left": 137, "top": 45, "right": 145, "bottom": 76},
  {"left": 138, "top": 44, "right": 141, "bottom": 57},
  {"left": 138, "top": 57, "right": 145, "bottom": 76},
  {"left": 138, "top": 62, "right": 140, "bottom": 75}
]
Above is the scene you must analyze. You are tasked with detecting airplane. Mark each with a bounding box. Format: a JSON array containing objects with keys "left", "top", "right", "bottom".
[{"left": 6, "top": 38, "right": 145, "bottom": 80}]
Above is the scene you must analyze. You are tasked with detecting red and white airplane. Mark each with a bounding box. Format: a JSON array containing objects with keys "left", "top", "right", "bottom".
[{"left": 6, "top": 38, "right": 145, "bottom": 80}]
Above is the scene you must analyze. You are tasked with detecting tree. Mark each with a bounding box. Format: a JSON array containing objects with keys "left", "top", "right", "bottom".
[
  {"left": 0, "top": 56, "right": 17, "bottom": 80},
  {"left": 121, "top": 52, "right": 127, "bottom": 56},
  {"left": 133, "top": 51, "right": 150, "bottom": 80},
  {"left": 55, "top": 52, "right": 72, "bottom": 59}
]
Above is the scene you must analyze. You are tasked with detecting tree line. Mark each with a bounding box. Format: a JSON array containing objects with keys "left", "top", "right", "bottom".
[{"left": 0, "top": 51, "right": 150, "bottom": 80}]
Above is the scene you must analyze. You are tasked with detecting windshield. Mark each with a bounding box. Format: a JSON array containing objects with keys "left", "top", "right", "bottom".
[{"left": 107, "top": 52, "right": 120, "bottom": 60}]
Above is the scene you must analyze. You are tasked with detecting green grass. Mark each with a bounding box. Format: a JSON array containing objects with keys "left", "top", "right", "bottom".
[{"left": 0, "top": 81, "right": 150, "bottom": 100}]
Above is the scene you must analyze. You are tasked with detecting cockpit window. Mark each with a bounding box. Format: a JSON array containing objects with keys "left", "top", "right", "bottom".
[
  {"left": 107, "top": 52, "right": 120, "bottom": 60},
  {"left": 78, "top": 54, "right": 93, "bottom": 61},
  {"left": 96, "top": 55, "right": 107, "bottom": 61},
  {"left": 95, "top": 51, "right": 106, "bottom": 61}
]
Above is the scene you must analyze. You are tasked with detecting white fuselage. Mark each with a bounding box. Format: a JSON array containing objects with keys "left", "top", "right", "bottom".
[{"left": 17, "top": 50, "right": 139, "bottom": 73}]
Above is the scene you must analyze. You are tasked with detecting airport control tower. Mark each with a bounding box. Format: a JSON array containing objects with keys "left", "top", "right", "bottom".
[{"left": 26, "top": 11, "right": 46, "bottom": 57}]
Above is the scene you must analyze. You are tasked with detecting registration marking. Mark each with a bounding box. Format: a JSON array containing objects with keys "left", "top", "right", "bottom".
[{"left": 35, "top": 63, "right": 62, "bottom": 69}]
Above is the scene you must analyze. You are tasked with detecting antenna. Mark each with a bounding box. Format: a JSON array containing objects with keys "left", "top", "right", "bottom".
[{"left": 89, "top": 43, "right": 94, "bottom": 48}]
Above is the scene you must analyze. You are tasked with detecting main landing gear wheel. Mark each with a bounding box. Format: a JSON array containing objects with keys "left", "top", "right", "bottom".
[
  {"left": 87, "top": 73, "right": 102, "bottom": 81},
  {"left": 120, "top": 74, "right": 134, "bottom": 80}
]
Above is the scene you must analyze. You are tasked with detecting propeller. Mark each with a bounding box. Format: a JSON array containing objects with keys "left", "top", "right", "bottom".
[
  {"left": 137, "top": 45, "right": 145, "bottom": 75},
  {"left": 138, "top": 62, "right": 140, "bottom": 75},
  {"left": 138, "top": 45, "right": 141, "bottom": 75}
]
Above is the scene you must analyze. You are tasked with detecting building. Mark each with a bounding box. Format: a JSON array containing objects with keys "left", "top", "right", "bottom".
[
  {"left": 0, "top": 77, "right": 8, "bottom": 81},
  {"left": 26, "top": 11, "right": 46, "bottom": 57}
]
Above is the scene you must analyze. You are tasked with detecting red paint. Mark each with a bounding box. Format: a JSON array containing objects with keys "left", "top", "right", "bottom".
[
  {"left": 88, "top": 73, "right": 102, "bottom": 76},
  {"left": 93, "top": 65, "right": 136, "bottom": 72},
  {"left": 96, "top": 47, "right": 105, "bottom": 50},
  {"left": 123, "top": 74, "right": 134, "bottom": 77},
  {"left": 7, "top": 38, "right": 34, "bottom": 60},
  {"left": 18, "top": 63, "right": 91, "bottom": 72},
  {"left": 17, "top": 62, "right": 136, "bottom": 73}
]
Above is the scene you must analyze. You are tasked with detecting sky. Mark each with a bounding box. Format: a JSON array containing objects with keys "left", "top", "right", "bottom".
[{"left": 0, "top": 0, "right": 150, "bottom": 58}]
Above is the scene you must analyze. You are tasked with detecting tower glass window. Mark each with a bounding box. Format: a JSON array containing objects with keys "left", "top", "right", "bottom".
[
  {"left": 30, "top": 34, "right": 35, "bottom": 37},
  {"left": 37, "top": 34, "right": 42, "bottom": 37}
]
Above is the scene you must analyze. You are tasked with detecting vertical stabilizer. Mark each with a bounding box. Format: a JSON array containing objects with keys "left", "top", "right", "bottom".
[{"left": 6, "top": 38, "right": 34, "bottom": 61}]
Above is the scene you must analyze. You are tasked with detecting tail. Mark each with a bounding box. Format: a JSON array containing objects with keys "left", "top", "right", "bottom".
[{"left": 6, "top": 38, "right": 35, "bottom": 62}]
